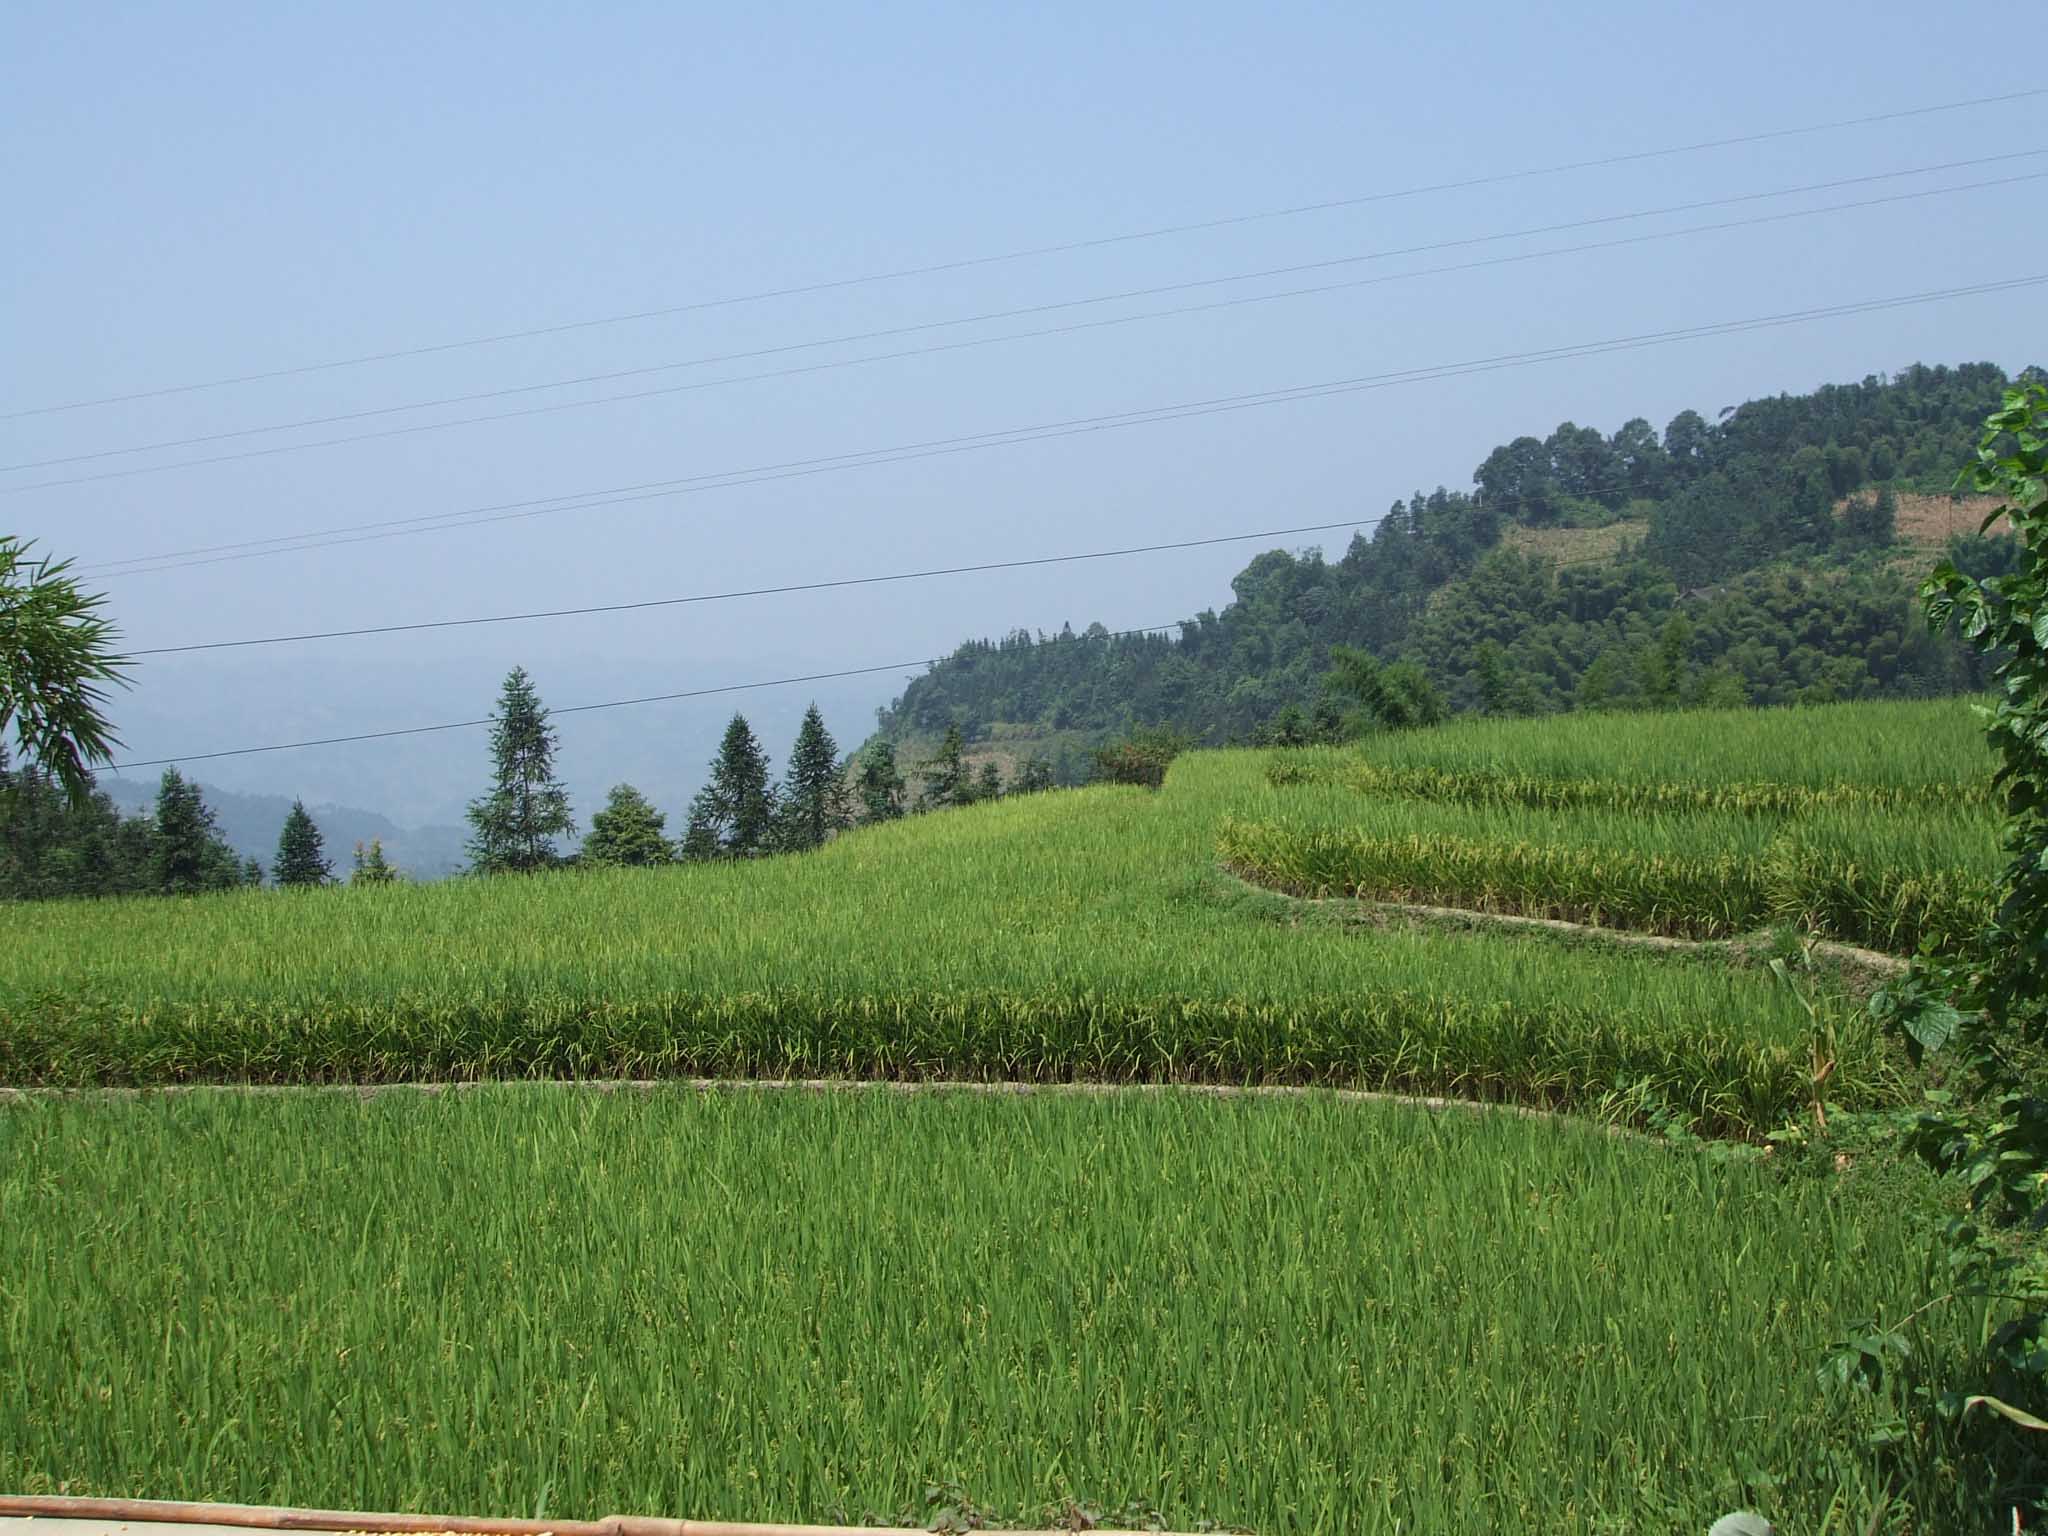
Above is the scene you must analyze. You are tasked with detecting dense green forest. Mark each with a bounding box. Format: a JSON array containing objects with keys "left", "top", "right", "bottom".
[
  {"left": 0, "top": 762, "right": 260, "bottom": 900},
  {"left": 876, "top": 362, "right": 2033, "bottom": 753}
]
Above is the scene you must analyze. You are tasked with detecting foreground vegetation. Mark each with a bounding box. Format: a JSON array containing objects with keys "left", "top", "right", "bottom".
[
  {"left": 0, "top": 718, "right": 1950, "bottom": 1133},
  {"left": 0, "top": 1085, "right": 2000, "bottom": 1530},
  {"left": 3, "top": 686, "right": 2029, "bottom": 1526}
]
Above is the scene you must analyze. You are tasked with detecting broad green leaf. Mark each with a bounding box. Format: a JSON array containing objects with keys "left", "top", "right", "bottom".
[{"left": 1903, "top": 999, "right": 1962, "bottom": 1055}]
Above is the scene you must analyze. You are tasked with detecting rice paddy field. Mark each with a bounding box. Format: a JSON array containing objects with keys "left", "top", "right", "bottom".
[
  {"left": 0, "top": 1086, "right": 2001, "bottom": 1531},
  {"left": 0, "top": 697, "right": 1999, "bottom": 1132},
  {"left": 0, "top": 695, "right": 2018, "bottom": 1530}
]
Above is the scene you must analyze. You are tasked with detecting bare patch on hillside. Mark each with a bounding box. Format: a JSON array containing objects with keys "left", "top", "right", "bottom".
[
  {"left": 1836, "top": 490, "right": 2008, "bottom": 547},
  {"left": 1499, "top": 519, "right": 1646, "bottom": 568}
]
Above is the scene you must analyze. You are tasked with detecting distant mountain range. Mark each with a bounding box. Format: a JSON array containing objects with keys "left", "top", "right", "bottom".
[{"left": 99, "top": 776, "right": 469, "bottom": 882}]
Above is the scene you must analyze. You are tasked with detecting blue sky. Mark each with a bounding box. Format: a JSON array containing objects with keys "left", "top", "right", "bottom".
[{"left": 4, "top": 2, "right": 2043, "bottom": 824}]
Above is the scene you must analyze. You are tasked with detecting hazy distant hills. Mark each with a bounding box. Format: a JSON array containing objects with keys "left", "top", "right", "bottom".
[{"left": 99, "top": 776, "right": 470, "bottom": 882}]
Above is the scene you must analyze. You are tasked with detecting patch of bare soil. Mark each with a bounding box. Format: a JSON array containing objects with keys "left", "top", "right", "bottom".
[{"left": 1838, "top": 490, "right": 2008, "bottom": 546}]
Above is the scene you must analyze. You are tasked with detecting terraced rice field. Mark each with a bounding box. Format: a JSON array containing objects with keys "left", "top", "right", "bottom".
[
  {"left": 1234, "top": 697, "right": 1999, "bottom": 955},
  {"left": 0, "top": 734, "right": 1934, "bottom": 1133},
  {"left": 0, "top": 696, "right": 2015, "bottom": 1530}
]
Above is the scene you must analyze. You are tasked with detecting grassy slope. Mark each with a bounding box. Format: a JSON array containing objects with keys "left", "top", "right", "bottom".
[
  {"left": 0, "top": 742, "right": 1901, "bottom": 1131},
  {"left": 0, "top": 1085, "right": 1992, "bottom": 1531}
]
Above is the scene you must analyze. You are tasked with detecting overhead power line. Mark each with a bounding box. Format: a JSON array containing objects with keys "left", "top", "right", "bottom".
[
  {"left": 77, "top": 272, "right": 2048, "bottom": 581},
  {"left": 94, "top": 541, "right": 1753, "bottom": 772},
  {"left": 15, "top": 167, "right": 2044, "bottom": 497},
  {"left": 10, "top": 84, "right": 2041, "bottom": 423},
  {"left": 13, "top": 150, "right": 2039, "bottom": 476},
  {"left": 126, "top": 475, "right": 1685, "bottom": 657},
  {"left": 128, "top": 522, "right": 1375, "bottom": 654},
  {"left": 103, "top": 624, "right": 1186, "bottom": 772}
]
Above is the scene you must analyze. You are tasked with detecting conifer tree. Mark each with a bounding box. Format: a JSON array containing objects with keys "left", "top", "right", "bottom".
[
  {"left": 150, "top": 766, "right": 206, "bottom": 894},
  {"left": 1014, "top": 756, "right": 1055, "bottom": 794},
  {"left": 854, "top": 739, "right": 905, "bottom": 823},
  {"left": 684, "top": 713, "right": 775, "bottom": 858},
  {"left": 350, "top": 838, "right": 398, "bottom": 885},
  {"left": 778, "top": 703, "right": 850, "bottom": 851},
  {"left": 0, "top": 758, "right": 151, "bottom": 899},
  {"left": 975, "top": 760, "right": 1002, "bottom": 802},
  {"left": 581, "top": 783, "right": 675, "bottom": 867},
  {"left": 466, "top": 666, "right": 574, "bottom": 874},
  {"left": 917, "top": 724, "right": 968, "bottom": 811},
  {"left": 678, "top": 803, "right": 720, "bottom": 862},
  {"left": 150, "top": 767, "right": 241, "bottom": 894},
  {"left": 274, "top": 799, "right": 332, "bottom": 886}
]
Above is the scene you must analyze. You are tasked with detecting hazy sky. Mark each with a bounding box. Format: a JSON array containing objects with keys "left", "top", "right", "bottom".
[{"left": 6, "top": 1, "right": 2044, "bottom": 825}]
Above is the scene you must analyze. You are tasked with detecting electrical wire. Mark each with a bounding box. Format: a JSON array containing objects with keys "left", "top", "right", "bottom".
[
  {"left": 127, "top": 476, "right": 1691, "bottom": 656},
  {"left": 76, "top": 273, "right": 2048, "bottom": 580},
  {"left": 103, "top": 623, "right": 1186, "bottom": 771},
  {"left": 127, "top": 522, "right": 1376, "bottom": 654},
  {"left": 14, "top": 149, "right": 2039, "bottom": 475},
  {"left": 15, "top": 167, "right": 2042, "bottom": 496},
  {"left": 98, "top": 542, "right": 1721, "bottom": 771},
  {"left": 11, "top": 84, "right": 2040, "bottom": 423}
]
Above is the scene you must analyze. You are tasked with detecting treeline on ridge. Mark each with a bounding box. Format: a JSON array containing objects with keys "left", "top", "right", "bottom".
[
  {"left": 0, "top": 670, "right": 1068, "bottom": 899},
  {"left": 877, "top": 361, "right": 2035, "bottom": 748}
]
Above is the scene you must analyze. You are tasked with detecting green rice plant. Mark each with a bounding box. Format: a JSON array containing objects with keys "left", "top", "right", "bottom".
[
  {"left": 0, "top": 747, "right": 1905, "bottom": 1134},
  {"left": 1222, "top": 816, "right": 1773, "bottom": 938},
  {"left": 1271, "top": 758, "right": 1992, "bottom": 817},
  {"left": 0, "top": 1085, "right": 2001, "bottom": 1531},
  {"left": 1763, "top": 808, "right": 2000, "bottom": 954},
  {"left": 1266, "top": 696, "right": 1998, "bottom": 814},
  {"left": 1220, "top": 791, "right": 1997, "bottom": 954},
  {"left": 1339, "top": 696, "right": 1993, "bottom": 793}
]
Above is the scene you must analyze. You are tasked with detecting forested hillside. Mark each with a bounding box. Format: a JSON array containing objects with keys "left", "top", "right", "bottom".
[{"left": 876, "top": 362, "right": 2030, "bottom": 752}]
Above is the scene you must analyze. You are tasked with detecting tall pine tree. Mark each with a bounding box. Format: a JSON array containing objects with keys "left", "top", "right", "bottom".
[
  {"left": 150, "top": 767, "right": 244, "bottom": 894},
  {"left": 854, "top": 739, "right": 905, "bottom": 823},
  {"left": 466, "top": 666, "right": 575, "bottom": 874},
  {"left": 581, "top": 783, "right": 675, "bottom": 867},
  {"left": 274, "top": 799, "right": 332, "bottom": 886},
  {"left": 683, "top": 713, "right": 775, "bottom": 859},
  {"left": 777, "top": 703, "right": 850, "bottom": 851},
  {"left": 916, "top": 724, "right": 968, "bottom": 811}
]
